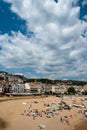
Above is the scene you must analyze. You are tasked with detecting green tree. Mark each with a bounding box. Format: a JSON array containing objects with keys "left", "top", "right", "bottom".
[{"left": 67, "top": 87, "right": 76, "bottom": 95}]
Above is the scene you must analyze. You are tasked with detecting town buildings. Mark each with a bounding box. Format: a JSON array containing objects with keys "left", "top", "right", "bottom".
[{"left": 0, "top": 72, "right": 87, "bottom": 96}]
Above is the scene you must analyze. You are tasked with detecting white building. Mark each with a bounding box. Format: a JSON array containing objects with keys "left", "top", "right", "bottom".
[
  {"left": 24, "top": 83, "right": 42, "bottom": 94},
  {"left": 12, "top": 84, "right": 24, "bottom": 93},
  {"left": 0, "top": 87, "right": 3, "bottom": 94},
  {"left": 51, "top": 85, "right": 59, "bottom": 94},
  {"left": 30, "top": 84, "right": 42, "bottom": 94},
  {"left": 43, "top": 84, "right": 52, "bottom": 93},
  {"left": 24, "top": 83, "right": 31, "bottom": 93}
]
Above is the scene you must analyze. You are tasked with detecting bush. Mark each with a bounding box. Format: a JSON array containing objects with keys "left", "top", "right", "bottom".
[{"left": 67, "top": 87, "right": 76, "bottom": 95}]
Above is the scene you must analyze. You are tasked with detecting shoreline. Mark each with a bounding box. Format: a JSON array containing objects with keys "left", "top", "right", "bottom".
[
  {"left": 0, "top": 95, "right": 47, "bottom": 102},
  {"left": 0, "top": 95, "right": 86, "bottom": 102}
]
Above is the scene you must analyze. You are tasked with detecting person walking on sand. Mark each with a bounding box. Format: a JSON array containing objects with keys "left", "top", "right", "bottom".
[
  {"left": 66, "top": 119, "right": 70, "bottom": 125},
  {"left": 60, "top": 117, "right": 63, "bottom": 123},
  {"left": 33, "top": 114, "right": 36, "bottom": 120}
]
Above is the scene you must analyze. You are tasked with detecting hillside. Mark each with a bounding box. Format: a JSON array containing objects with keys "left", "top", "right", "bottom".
[{"left": 0, "top": 71, "right": 87, "bottom": 86}]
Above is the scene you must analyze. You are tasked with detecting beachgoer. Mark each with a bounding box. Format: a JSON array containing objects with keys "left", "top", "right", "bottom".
[
  {"left": 33, "top": 115, "right": 36, "bottom": 120},
  {"left": 60, "top": 117, "right": 63, "bottom": 123},
  {"left": 66, "top": 119, "right": 70, "bottom": 125}
]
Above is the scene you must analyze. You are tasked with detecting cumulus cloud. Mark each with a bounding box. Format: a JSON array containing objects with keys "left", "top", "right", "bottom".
[
  {"left": 82, "top": 0, "right": 87, "bottom": 6},
  {"left": 0, "top": 0, "right": 87, "bottom": 80},
  {"left": 83, "top": 15, "right": 87, "bottom": 21}
]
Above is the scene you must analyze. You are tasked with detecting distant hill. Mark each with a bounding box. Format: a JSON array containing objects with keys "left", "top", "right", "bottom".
[
  {"left": 0, "top": 71, "right": 27, "bottom": 83},
  {"left": 26, "top": 78, "right": 87, "bottom": 86},
  {"left": 0, "top": 71, "right": 87, "bottom": 86}
]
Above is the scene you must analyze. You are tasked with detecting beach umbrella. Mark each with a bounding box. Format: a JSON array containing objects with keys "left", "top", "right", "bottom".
[
  {"left": 85, "top": 112, "right": 87, "bottom": 117},
  {"left": 52, "top": 105, "right": 56, "bottom": 111},
  {"left": 58, "top": 105, "right": 62, "bottom": 109},
  {"left": 39, "top": 123, "right": 46, "bottom": 129}
]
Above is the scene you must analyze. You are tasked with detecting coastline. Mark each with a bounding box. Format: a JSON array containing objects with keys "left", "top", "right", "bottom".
[{"left": 0, "top": 95, "right": 46, "bottom": 102}]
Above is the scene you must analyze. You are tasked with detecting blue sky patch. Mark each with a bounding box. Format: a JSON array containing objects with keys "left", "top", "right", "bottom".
[{"left": 0, "top": 0, "right": 27, "bottom": 35}]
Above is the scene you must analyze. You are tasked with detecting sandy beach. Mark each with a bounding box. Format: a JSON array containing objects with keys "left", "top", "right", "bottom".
[
  {"left": 0, "top": 96, "right": 87, "bottom": 130},
  {"left": 74, "top": 120, "right": 87, "bottom": 130}
]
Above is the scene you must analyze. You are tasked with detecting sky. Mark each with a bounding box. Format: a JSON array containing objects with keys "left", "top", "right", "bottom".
[{"left": 0, "top": 0, "right": 87, "bottom": 81}]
